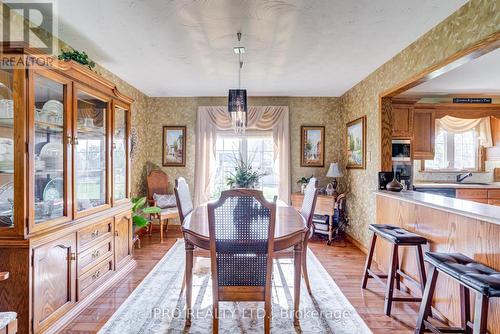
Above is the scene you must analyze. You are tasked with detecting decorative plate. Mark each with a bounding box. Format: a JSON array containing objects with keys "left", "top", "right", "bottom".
[{"left": 43, "top": 178, "right": 63, "bottom": 201}]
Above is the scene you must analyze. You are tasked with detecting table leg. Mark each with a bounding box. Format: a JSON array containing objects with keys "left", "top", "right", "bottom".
[
  {"left": 294, "top": 241, "right": 302, "bottom": 326},
  {"left": 185, "top": 240, "right": 194, "bottom": 325}
]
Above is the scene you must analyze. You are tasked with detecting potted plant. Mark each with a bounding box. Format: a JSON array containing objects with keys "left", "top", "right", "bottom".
[
  {"left": 297, "top": 175, "right": 314, "bottom": 194},
  {"left": 226, "top": 153, "right": 267, "bottom": 189},
  {"left": 131, "top": 197, "right": 161, "bottom": 234}
]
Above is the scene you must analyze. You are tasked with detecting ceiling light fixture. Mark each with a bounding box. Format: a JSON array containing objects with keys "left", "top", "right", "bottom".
[{"left": 228, "top": 32, "right": 247, "bottom": 134}]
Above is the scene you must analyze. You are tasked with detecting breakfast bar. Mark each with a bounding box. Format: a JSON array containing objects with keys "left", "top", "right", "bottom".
[{"left": 375, "top": 190, "right": 500, "bottom": 333}]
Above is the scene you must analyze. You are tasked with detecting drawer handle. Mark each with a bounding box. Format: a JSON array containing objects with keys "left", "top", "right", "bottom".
[
  {"left": 91, "top": 230, "right": 100, "bottom": 238},
  {"left": 92, "top": 270, "right": 101, "bottom": 280},
  {"left": 91, "top": 250, "right": 101, "bottom": 259}
]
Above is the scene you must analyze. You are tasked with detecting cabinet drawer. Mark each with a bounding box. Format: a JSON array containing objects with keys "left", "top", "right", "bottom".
[
  {"left": 78, "top": 219, "right": 113, "bottom": 252},
  {"left": 468, "top": 198, "right": 489, "bottom": 204},
  {"left": 78, "top": 237, "right": 113, "bottom": 275},
  {"left": 456, "top": 189, "right": 488, "bottom": 199},
  {"left": 487, "top": 190, "right": 500, "bottom": 199},
  {"left": 77, "top": 256, "right": 114, "bottom": 300}
]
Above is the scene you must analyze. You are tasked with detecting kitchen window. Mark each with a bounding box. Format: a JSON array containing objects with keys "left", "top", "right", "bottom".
[
  {"left": 212, "top": 132, "right": 279, "bottom": 199},
  {"left": 424, "top": 127, "right": 479, "bottom": 171}
]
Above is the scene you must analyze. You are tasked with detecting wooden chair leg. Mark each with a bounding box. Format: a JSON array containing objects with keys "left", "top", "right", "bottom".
[
  {"left": 415, "top": 245, "right": 427, "bottom": 293},
  {"left": 395, "top": 249, "right": 401, "bottom": 291},
  {"left": 415, "top": 266, "right": 439, "bottom": 334},
  {"left": 160, "top": 220, "right": 164, "bottom": 242},
  {"left": 384, "top": 244, "right": 398, "bottom": 316},
  {"left": 460, "top": 285, "right": 471, "bottom": 334},
  {"left": 302, "top": 246, "right": 312, "bottom": 295},
  {"left": 264, "top": 298, "right": 271, "bottom": 334},
  {"left": 213, "top": 303, "right": 219, "bottom": 334},
  {"left": 361, "top": 233, "right": 377, "bottom": 289},
  {"left": 185, "top": 242, "right": 194, "bottom": 326},
  {"left": 473, "top": 294, "right": 489, "bottom": 334}
]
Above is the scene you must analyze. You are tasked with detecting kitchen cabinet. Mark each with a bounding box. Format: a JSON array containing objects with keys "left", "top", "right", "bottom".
[
  {"left": 413, "top": 109, "right": 435, "bottom": 160},
  {"left": 456, "top": 188, "right": 500, "bottom": 206},
  {"left": 391, "top": 102, "right": 414, "bottom": 138}
]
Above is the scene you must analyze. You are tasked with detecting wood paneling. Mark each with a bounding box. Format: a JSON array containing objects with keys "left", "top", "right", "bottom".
[
  {"left": 375, "top": 194, "right": 500, "bottom": 333},
  {"left": 413, "top": 109, "right": 435, "bottom": 160}
]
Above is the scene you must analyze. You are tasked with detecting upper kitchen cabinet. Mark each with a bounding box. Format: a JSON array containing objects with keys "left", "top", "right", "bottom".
[
  {"left": 391, "top": 100, "right": 416, "bottom": 138},
  {"left": 413, "top": 108, "right": 435, "bottom": 160}
]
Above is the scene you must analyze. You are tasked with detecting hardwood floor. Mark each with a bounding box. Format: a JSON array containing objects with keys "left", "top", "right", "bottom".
[{"left": 62, "top": 230, "right": 420, "bottom": 333}]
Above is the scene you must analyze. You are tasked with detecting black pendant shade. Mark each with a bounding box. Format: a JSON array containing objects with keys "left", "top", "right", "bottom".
[{"left": 228, "top": 89, "right": 247, "bottom": 113}]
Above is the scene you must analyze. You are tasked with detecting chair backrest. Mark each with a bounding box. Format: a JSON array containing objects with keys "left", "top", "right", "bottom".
[
  {"left": 207, "top": 189, "right": 276, "bottom": 289},
  {"left": 300, "top": 177, "right": 319, "bottom": 229},
  {"left": 146, "top": 170, "right": 169, "bottom": 204},
  {"left": 174, "top": 177, "right": 193, "bottom": 223}
]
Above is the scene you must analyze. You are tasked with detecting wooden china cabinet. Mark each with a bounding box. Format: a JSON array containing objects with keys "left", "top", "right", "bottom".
[{"left": 0, "top": 43, "right": 134, "bottom": 334}]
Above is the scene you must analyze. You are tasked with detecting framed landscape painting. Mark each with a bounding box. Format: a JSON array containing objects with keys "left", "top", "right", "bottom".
[
  {"left": 346, "top": 116, "right": 366, "bottom": 169},
  {"left": 300, "top": 126, "right": 325, "bottom": 167},
  {"left": 162, "top": 126, "right": 186, "bottom": 166}
]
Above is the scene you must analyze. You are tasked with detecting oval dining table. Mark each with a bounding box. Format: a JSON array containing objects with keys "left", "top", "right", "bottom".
[{"left": 181, "top": 201, "right": 307, "bottom": 326}]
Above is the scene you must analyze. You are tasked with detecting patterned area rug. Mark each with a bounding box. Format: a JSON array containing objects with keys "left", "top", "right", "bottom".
[{"left": 98, "top": 240, "right": 372, "bottom": 333}]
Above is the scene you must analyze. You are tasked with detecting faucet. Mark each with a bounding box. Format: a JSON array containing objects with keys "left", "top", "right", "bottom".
[{"left": 456, "top": 172, "right": 472, "bottom": 183}]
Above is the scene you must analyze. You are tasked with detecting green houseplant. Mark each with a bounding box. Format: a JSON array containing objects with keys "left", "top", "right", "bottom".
[
  {"left": 131, "top": 197, "right": 161, "bottom": 228},
  {"left": 297, "top": 175, "right": 313, "bottom": 194},
  {"left": 226, "top": 153, "right": 267, "bottom": 189},
  {"left": 58, "top": 49, "right": 96, "bottom": 70}
]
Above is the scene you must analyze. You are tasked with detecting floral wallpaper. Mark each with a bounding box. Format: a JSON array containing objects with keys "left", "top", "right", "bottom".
[
  {"left": 339, "top": 0, "right": 500, "bottom": 247},
  {"left": 142, "top": 97, "right": 343, "bottom": 196}
]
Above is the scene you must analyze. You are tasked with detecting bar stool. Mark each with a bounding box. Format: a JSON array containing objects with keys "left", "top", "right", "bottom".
[
  {"left": 361, "top": 224, "right": 428, "bottom": 316},
  {"left": 415, "top": 252, "right": 500, "bottom": 334}
]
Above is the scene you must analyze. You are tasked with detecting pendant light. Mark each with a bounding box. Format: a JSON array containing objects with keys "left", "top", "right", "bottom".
[{"left": 228, "top": 32, "right": 247, "bottom": 134}]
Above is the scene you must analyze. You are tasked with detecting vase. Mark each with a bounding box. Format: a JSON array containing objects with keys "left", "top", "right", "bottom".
[{"left": 386, "top": 177, "right": 403, "bottom": 192}]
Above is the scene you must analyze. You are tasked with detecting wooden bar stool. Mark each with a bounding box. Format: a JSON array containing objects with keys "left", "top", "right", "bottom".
[
  {"left": 415, "top": 252, "right": 500, "bottom": 334},
  {"left": 361, "top": 224, "right": 428, "bottom": 316}
]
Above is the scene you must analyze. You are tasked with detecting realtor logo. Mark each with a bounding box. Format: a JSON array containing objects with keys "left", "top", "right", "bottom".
[{"left": 2, "top": 1, "right": 55, "bottom": 54}]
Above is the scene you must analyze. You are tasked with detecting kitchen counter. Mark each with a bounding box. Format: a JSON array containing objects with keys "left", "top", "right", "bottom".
[
  {"left": 376, "top": 190, "right": 500, "bottom": 226},
  {"left": 413, "top": 182, "right": 500, "bottom": 189}
]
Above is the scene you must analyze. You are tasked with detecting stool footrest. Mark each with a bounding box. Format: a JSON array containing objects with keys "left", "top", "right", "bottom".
[
  {"left": 366, "top": 269, "right": 388, "bottom": 287},
  {"left": 396, "top": 269, "right": 420, "bottom": 286},
  {"left": 391, "top": 297, "right": 422, "bottom": 302},
  {"left": 423, "top": 320, "right": 465, "bottom": 334}
]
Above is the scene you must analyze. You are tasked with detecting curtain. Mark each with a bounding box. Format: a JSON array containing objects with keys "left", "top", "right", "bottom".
[
  {"left": 194, "top": 106, "right": 290, "bottom": 205},
  {"left": 437, "top": 116, "right": 493, "bottom": 147}
]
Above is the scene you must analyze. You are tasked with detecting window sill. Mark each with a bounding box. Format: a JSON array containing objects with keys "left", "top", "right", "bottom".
[{"left": 420, "top": 170, "right": 488, "bottom": 174}]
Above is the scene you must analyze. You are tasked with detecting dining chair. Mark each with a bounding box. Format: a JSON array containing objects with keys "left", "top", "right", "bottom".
[
  {"left": 174, "top": 177, "right": 193, "bottom": 224},
  {"left": 174, "top": 177, "right": 210, "bottom": 294},
  {"left": 275, "top": 177, "right": 319, "bottom": 294},
  {"left": 207, "top": 189, "right": 276, "bottom": 334},
  {"left": 146, "top": 170, "right": 179, "bottom": 242}
]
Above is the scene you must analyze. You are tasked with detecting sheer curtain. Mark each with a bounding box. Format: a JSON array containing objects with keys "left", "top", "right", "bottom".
[
  {"left": 437, "top": 116, "right": 493, "bottom": 147},
  {"left": 194, "top": 106, "right": 290, "bottom": 205}
]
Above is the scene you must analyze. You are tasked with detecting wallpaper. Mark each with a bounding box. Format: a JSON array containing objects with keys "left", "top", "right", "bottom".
[
  {"left": 143, "top": 97, "right": 343, "bottom": 196},
  {"left": 339, "top": 0, "right": 500, "bottom": 247}
]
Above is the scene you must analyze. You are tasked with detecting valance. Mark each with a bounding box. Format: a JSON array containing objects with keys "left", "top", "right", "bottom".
[
  {"left": 437, "top": 116, "right": 493, "bottom": 147},
  {"left": 194, "top": 106, "right": 290, "bottom": 205}
]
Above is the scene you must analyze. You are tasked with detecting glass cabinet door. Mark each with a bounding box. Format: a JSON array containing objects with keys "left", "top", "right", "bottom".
[
  {"left": 32, "top": 73, "right": 69, "bottom": 224},
  {"left": 0, "top": 68, "right": 14, "bottom": 228},
  {"left": 74, "top": 90, "right": 109, "bottom": 214},
  {"left": 113, "top": 105, "right": 128, "bottom": 203}
]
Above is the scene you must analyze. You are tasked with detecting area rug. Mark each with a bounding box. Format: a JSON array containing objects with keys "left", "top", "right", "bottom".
[{"left": 98, "top": 240, "right": 372, "bottom": 333}]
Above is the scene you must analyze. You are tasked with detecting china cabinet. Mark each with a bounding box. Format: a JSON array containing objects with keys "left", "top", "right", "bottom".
[{"left": 0, "top": 43, "right": 134, "bottom": 334}]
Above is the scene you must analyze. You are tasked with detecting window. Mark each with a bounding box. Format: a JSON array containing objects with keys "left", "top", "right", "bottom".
[
  {"left": 425, "top": 127, "right": 479, "bottom": 171},
  {"left": 212, "top": 132, "right": 278, "bottom": 199}
]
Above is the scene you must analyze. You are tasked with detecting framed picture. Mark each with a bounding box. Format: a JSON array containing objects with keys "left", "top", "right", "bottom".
[
  {"left": 300, "top": 126, "right": 325, "bottom": 167},
  {"left": 162, "top": 126, "right": 186, "bottom": 166},
  {"left": 346, "top": 116, "right": 366, "bottom": 169}
]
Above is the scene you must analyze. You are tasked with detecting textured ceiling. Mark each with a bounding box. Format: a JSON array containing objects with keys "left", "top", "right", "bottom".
[
  {"left": 401, "top": 47, "right": 500, "bottom": 96},
  {"left": 54, "top": 0, "right": 467, "bottom": 97}
]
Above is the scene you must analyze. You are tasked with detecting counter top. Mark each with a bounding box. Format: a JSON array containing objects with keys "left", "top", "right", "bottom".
[
  {"left": 413, "top": 182, "right": 500, "bottom": 189},
  {"left": 375, "top": 190, "right": 500, "bottom": 226}
]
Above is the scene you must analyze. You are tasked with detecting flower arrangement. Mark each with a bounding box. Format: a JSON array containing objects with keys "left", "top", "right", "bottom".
[{"left": 226, "top": 153, "right": 267, "bottom": 189}]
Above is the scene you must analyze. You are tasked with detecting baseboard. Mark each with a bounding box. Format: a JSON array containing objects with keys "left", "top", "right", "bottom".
[
  {"left": 44, "top": 259, "right": 137, "bottom": 334},
  {"left": 345, "top": 232, "right": 368, "bottom": 254}
]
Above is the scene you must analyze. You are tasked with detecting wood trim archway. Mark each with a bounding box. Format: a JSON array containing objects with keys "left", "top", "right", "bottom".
[{"left": 378, "top": 31, "right": 500, "bottom": 171}]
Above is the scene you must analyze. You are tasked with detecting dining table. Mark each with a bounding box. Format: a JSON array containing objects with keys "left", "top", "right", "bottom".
[{"left": 181, "top": 200, "right": 307, "bottom": 326}]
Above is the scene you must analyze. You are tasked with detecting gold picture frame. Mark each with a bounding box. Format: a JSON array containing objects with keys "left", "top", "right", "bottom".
[
  {"left": 300, "top": 126, "right": 325, "bottom": 167},
  {"left": 162, "top": 126, "right": 186, "bottom": 167},
  {"left": 346, "top": 116, "right": 366, "bottom": 169}
]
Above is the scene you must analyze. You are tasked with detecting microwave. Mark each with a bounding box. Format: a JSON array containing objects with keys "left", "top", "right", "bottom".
[{"left": 392, "top": 139, "right": 411, "bottom": 161}]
